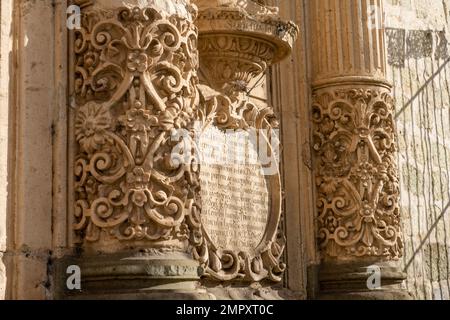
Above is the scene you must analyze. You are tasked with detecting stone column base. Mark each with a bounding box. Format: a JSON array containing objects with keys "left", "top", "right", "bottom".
[
  {"left": 318, "top": 260, "right": 413, "bottom": 300},
  {"left": 54, "top": 251, "right": 212, "bottom": 300}
]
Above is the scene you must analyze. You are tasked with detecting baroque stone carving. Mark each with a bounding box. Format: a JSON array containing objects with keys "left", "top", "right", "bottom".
[
  {"left": 193, "top": 0, "right": 298, "bottom": 102},
  {"left": 181, "top": 0, "right": 296, "bottom": 282},
  {"left": 312, "top": 87, "right": 403, "bottom": 259},
  {"left": 72, "top": 0, "right": 296, "bottom": 285},
  {"left": 195, "top": 3, "right": 298, "bottom": 95},
  {"left": 73, "top": 5, "right": 200, "bottom": 245},
  {"left": 189, "top": 85, "right": 286, "bottom": 282}
]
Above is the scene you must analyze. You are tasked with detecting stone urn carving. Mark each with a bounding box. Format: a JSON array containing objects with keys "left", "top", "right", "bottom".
[
  {"left": 194, "top": 0, "right": 298, "bottom": 97},
  {"left": 186, "top": 0, "right": 299, "bottom": 286},
  {"left": 64, "top": 0, "right": 298, "bottom": 299}
]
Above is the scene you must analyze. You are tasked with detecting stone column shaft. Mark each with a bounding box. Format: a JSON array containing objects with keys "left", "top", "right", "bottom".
[
  {"left": 309, "top": 0, "right": 409, "bottom": 299},
  {"left": 62, "top": 0, "right": 207, "bottom": 299},
  {"left": 311, "top": 0, "right": 387, "bottom": 85}
]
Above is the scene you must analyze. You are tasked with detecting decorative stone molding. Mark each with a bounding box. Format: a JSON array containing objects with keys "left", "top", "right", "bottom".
[
  {"left": 205, "top": 282, "right": 305, "bottom": 300},
  {"left": 55, "top": 250, "right": 209, "bottom": 299},
  {"left": 197, "top": 34, "right": 277, "bottom": 96},
  {"left": 312, "top": 85, "right": 402, "bottom": 259},
  {"left": 73, "top": 3, "right": 201, "bottom": 251}
]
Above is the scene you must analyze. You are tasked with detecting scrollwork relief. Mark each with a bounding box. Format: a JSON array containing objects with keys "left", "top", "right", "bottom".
[
  {"left": 312, "top": 87, "right": 403, "bottom": 259},
  {"left": 189, "top": 85, "right": 286, "bottom": 282},
  {"left": 74, "top": 6, "right": 200, "bottom": 244}
]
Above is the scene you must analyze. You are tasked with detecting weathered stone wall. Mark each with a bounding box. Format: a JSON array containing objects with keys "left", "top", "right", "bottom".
[{"left": 386, "top": 0, "right": 450, "bottom": 300}]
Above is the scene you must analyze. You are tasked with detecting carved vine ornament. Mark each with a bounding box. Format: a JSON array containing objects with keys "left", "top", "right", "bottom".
[{"left": 73, "top": 5, "right": 285, "bottom": 282}]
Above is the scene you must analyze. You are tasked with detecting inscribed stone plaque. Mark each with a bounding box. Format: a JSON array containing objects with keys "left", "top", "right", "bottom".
[{"left": 199, "top": 126, "right": 270, "bottom": 253}]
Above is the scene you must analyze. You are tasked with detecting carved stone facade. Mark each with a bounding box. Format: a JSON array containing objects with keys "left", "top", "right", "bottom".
[
  {"left": 66, "top": 0, "right": 298, "bottom": 298},
  {"left": 3, "top": 0, "right": 450, "bottom": 300}
]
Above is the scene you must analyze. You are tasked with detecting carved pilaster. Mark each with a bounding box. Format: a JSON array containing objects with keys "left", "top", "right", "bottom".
[{"left": 309, "top": 0, "right": 410, "bottom": 299}]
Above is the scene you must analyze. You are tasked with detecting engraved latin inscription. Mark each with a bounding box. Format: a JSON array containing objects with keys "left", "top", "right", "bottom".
[{"left": 199, "top": 126, "right": 270, "bottom": 252}]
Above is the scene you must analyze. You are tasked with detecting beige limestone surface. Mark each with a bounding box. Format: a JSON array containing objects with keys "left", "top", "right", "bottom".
[{"left": 1, "top": 0, "right": 450, "bottom": 300}]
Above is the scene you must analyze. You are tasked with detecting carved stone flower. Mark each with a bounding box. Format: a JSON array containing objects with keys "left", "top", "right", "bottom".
[
  {"left": 360, "top": 202, "right": 375, "bottom": 223},
  {"left": 317, "top": 177, "right": 338, "bottom": 195},
  {"left": 352, "top": 162, "right": 376, "bottom": 187},
  {"left": 127, "top": 51, "right": 149, "bottom": 73},
  {"left": 120, "top": 101, "right": 158, "bottom": 136},
  {"left": 119, "top": 101, "right": 159, "bottom": 159},
  {"left": 75, "top": 102, "right": 111, "bottom": 154}
]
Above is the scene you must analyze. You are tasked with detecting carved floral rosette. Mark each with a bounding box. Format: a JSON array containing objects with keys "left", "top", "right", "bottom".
[
  {"left": 312, "top": 86, "right": 403, "bottom": 259},
  {"left": 73, "top": 5, "right": 201, "bottom": 247},
  {"left": 188, "top": 86, "right": 286, "bottom": 282}
]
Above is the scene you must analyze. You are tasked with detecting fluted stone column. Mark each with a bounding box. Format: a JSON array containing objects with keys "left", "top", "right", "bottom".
[
  {"left": 309, "top": 0, "right": 410, "bottom": 299},
  {"left": 61, "top": 0, "right": 208, "bottom": 299}
]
